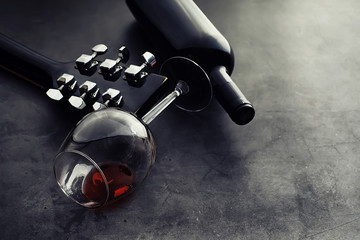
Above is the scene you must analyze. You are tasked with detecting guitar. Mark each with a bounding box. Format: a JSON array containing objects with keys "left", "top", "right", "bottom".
[{"left": 0, "top": 32, "right": 172, "bottom": 119}]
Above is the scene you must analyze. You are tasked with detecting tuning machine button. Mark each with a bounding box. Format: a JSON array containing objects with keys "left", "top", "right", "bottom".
[
  {"left": 46, "top": 73, "right": 77, "bottom": 101},
  {"left": 118, "top": 46, "right": 130, "bottom": 63},
  {"left": 123, "top": 65, "right": 148, "bottom": 87},
  {"left": 68, "top": 81, "right": 101, "bottom": 110},
  {"left": 99, "top": 46, "right": 130, "bottom": 81},
  {"left": 75, "top": 44, "right": 108, "bottom": 75},
  {"left": 123, "top": 51, "right": 156, "bottom": 87},
  {"left": 102, "top": 88, "right": 124, "bottom": 107},
  {"left": 142, "top": 51, "right": 156, "bottom": 68},
  {"left": 92, "top": 88, "right": 124, "bottom": 111}
]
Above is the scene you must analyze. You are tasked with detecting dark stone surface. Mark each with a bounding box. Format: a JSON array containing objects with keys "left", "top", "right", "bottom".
[{"left": 1, "top": 0, "right": 360, "bottom": 239}]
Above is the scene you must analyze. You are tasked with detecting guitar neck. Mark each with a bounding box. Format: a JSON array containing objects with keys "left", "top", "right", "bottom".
[{"left": 0, "top": 33, "right": 64, "bottom": 89}]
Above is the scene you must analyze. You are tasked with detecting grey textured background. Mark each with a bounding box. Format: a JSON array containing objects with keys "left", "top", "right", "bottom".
[{"left": 1, "top": 0, "right": 360, "bottom": 239}]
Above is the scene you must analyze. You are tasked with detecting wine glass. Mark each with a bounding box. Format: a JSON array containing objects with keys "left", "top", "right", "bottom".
[{"left": 53, "top": 57, "right": 213, "bottom": 208}]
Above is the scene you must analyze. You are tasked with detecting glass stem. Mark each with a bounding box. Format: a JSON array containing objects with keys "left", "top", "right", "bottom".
[{"left": 141, "top": 80, "right": 189, "bottom": 125}]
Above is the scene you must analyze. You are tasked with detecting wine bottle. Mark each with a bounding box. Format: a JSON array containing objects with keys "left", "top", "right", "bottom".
[{"left": 126, "top": 0, "right": 255, "bottom": 125}]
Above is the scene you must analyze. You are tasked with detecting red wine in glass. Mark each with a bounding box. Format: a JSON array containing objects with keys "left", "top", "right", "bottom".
[{"left": 83, "top": 162, "right": 135, "bottom": 202}]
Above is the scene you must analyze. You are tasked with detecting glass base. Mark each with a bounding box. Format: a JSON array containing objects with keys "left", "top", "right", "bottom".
[{"left": 159, "top": 57, "right": 213, "bottom": 112}]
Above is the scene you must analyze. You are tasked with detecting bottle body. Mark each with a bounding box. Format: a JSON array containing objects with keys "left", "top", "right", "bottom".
[
  {"left": 126, "top": 0, "right": 234, "bottom": 72},
  {"left": 126, "top": 0, "right": 255, "bottom": 125}
]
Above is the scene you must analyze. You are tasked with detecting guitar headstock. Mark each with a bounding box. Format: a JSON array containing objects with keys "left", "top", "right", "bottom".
[
  {"left": 44, "top": 43, "right": 167, "bottom": 115},
  {"left": 0, "top": 33, "right": 172, "bottom": 118}
]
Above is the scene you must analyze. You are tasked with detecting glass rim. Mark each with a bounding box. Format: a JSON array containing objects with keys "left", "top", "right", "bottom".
[{"left": 53, "top": 149, "right": 110, "bottom": 208}]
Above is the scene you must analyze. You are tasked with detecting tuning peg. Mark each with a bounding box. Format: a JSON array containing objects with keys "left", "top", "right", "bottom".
[
  {"left": 142, "top": 51, "right": 156, "bottom": 68},
  {"left": 123, "top": 51, "right": 156, "bottom": 87},
  {"left": 46, "top": 73, "right": 77, "bottom": 101},
  {"left": 102, "top": 88, "right": 124, "bottom": 107},
  {"left": 119, "top": 46, "right": 130, "bottom": 63},
  {"left": 68, "top": 81, "right": 101, "bottom": 110},
  {"left": 99, "top": 46, "right": 130, "bottom": 81},
  {"left": 92, "top": 102, "right": 107, "bottom": 111},
  {"left": 123, "top": 65, "right": 147, "bottom": 87},
  {"left": 92, "top": 88, "right": 124, "bottom": 111},
  {"left": 75, "top": 44, "right": 108, "bottom": 75}
]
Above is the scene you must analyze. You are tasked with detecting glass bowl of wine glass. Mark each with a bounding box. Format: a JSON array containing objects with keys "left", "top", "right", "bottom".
[{"left": 54, "top": 108, "right": 155, "bottom": 208}]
